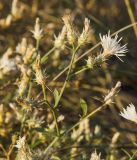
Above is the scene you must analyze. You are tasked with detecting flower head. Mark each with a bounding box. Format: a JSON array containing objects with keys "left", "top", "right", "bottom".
[
  {"left": 90, "top": 150, "right": 102, "bottom": 160},
  {"left": 100, "top": 31, "right": 128, "bottom": 61},
  {"left": 78, "top": 18, "right": 91, "bottom": 46},
  {"left": 62, "top": 14, "right": 77, "bottom": 45},
  {"left": 54, "top": 25, "right": 67, "bottom": 49},
  {"left": 31, "top": 18, "right": 43, "bottom": 41},
  {"left": 120, "top": 103, "right": 137, "bottom": 123},
  {"left": 15, "top": 136, "right": 26, "bottom": 149}
]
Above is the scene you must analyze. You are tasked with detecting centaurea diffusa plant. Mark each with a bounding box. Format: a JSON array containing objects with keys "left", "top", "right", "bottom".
[{"left": 0, "top": 8, "right": 135, "bottom": 159}]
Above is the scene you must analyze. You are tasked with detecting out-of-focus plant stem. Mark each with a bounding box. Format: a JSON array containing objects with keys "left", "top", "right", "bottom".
[{"left": 124, "top": 0, "right": 137, "bottom": 38}]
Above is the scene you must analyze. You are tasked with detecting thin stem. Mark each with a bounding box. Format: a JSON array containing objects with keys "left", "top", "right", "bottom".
[
  {"left": 41, "top": 47, "right": 55, "bottom": 64},
  {"left": 52, "top": 109, "right": 60, "bottom": 136},
  {"left": 124, "top": 0, "right": 137, "bottom": 38},
  {"left": 70, "top": 67, "right": 88, "bottom": 78},
  {"left": 43, "top": 98, "right": 60, "bottom": 136},
  {"left": 64, "top": 103, "right": 106, "bottom": 135},
  {"left": 27, "top": 81, "right": 33, "bottom": 100},
  {"left": 52, "top": 22, "right": 137, "bottom": 82},
  {"left": 20, "top": 110, "right": 27, "bottom": 136},
  {"left": 42, "top": 84, "right": 47, "bottom": 100},
  {"left": 44, "top": 136, "right": 59, "bottom": 154},
  {"left": 36, "top": 39, "right": 40, "bottom": 54},
  {"left": 54, "top": 46, "right": 77, "bottom": 108}
]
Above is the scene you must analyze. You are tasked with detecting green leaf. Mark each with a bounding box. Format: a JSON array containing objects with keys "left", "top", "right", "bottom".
[
  {"left": 80, "top": 98, "right": 88, "bottom": 117},
  {"left": 53, "top": 89, "right": 60, "bottom": 107}
]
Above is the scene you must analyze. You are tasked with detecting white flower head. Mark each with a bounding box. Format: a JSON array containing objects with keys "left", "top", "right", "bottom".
[
  {"left": 100, "top": 31, "right": 128, "bottom": 61},
  {"left": 15, "top": 136, "right": 26, "bottom": 149},
  {"left": 120, "top": 103, "right": 137, "bottom": 123}
]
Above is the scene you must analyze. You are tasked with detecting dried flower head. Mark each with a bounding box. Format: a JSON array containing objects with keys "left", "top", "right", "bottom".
[
  {"left": 0, "top": 14, "right": 12, "bottom": 28},
  {"left": 23, "top": 44, "right": 36, "bottom": 64},
  {"left": 16, "top": 38, "right": 27, "bottom": 55},
  {"left": 15, "top": 136, "right": 26, "bottom": 149},
  {"left": 26, "top": 110, "right": 45, "bottom": 128},
  {"left": 120, "top": 103, "right": 137, "bottom": 123},
  {"left": 54, "top": 25, "right": 67, "bottom": 49},
  {"left": 11, "top": 0, "right": 24, "bottom": 20},
  {"left": 90, "top": 150, "right": 102, "bottom": 160},
  {"left": 33, "top": 55, "right": 46, "bottom": 85},
  {"left": 18, "top": 68, "right": 30, "bottom": 97},
  {"left": 104, "top": 81, "right": 121, "bottom": 105},
  {"left": 78, "top": 18, "right": 91, "bottom": 46},
  {"left": 100, "top": 31, "right": 128, "bottom": 61},
  {"left": 31, "top": 18, "right": 43, "bottom": 41},
  {"left": 15, "top": 136, "right": 32, "bottom": 160},
  {"left": 62, "top": 14, "right": 77, "bottom": 45},
  {"left": 0, "top": 48, "right": 18, "bottom": 77}
]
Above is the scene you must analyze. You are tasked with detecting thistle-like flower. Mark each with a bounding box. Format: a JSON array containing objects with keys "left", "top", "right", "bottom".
[
  {"left": 100, "top": 31, "right": 128, "bottom": 61},
  {"left": 31, "top": 18, "right": 43, "bottom": 41},
  {"left": 120, "top": 103, "right": 137, "bottom": 123},
  {"left": 78, "top": 18, "right": 91, "bottom": 46}
]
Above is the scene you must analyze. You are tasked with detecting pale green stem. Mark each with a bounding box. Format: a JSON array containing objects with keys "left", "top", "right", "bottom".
[
  {"left": 41, "top": 47, "right": 55, "bottom": 64},
  {"left": 42, "top": 84, "right": 47, "bottom": 101},
  {"left": 70, "top": 67, "right": 88, "bottom": 78},
  {"left": 44, "top": 136, "right": 59, "bottom": 154},
  {"left": 27, "top": 81, "right": 33, "bottom": 100},
  {"left": 65, "top": 103, "right": 106, "bottom": 135},
  {"left": 42, "top": 88, "right": 60, "bottom": 136},
  {"left": 54, "top": 46, "right": 77, "bottom": 108}
]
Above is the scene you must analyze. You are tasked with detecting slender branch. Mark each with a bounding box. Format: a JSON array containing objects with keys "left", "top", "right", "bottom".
[
  {"left": 44, "top": 136, "right": 59, "bottom": 154},
  {"left": 53, "top": 46, "right": 77, "bottom": 108},
  {"left": 64, "top": 103, "right": 106, "bottom": 135},
  {"left": 41, "top": 47, "right": 55, "bottom": 64},
  {"left": 43, "top": 98, "right": 60, "bottom": 136}
]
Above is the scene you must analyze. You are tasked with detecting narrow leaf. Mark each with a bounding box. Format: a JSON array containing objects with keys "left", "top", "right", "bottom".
[{"left": 80, "top": 98, "right": 88, "bottom": 117}]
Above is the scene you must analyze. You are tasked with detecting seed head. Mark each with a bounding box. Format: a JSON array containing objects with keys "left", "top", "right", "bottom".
[
  {"left": 62, "top": 14, "right": 77, "bottom": 45},
  {"left": 104, "top": 81, "right": 121, "bottom": 105},
  {"left": 33, "top": 55, "right": 46, "bottom": 85},
  {"left": 78, "top": 18, "right": 91, "bottom": 46}
]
